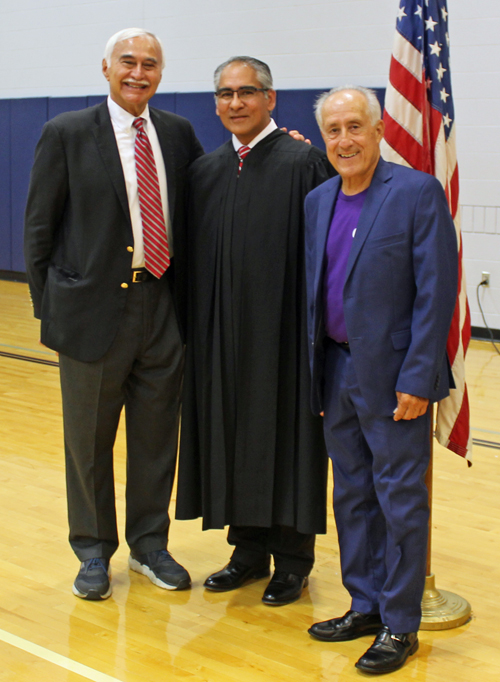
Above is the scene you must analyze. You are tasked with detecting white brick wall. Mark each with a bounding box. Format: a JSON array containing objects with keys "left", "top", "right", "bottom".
[
  {"left": 462, "top": 213, "right": 500, "bottom": 331},
  {"left": 1, "top": 0, "right": 499, "bottom": 329},
  {"left": 0, "top": 1, "right": 397, "bottom": 96}
]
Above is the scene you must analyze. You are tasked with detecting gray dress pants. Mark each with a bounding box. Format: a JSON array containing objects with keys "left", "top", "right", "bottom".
[{"left": 59, "top": 276, "right": 184, "bottom": 561}]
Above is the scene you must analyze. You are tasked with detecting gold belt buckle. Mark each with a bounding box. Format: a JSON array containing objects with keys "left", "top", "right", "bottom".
[{"left": 132, "top": 270, "right": 142, "bottom": 283}]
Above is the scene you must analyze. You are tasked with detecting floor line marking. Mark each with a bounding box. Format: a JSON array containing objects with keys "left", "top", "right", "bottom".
[
  {"left": 471, "top": 427, "right": 500, "bottom": 436},
  {"left": 0, "top": 628, "right": 122, "bottom": 682},
  {"left": 472, "top": 438, "right": 500, "bottom": 451},
  {"left": 0, "top": 342, "right": 55, "bottom": 356},
  {"left": 0, "top": 350, "right": 58, "bottom": 367}
]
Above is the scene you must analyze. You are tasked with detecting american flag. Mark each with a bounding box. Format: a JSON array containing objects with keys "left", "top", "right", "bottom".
[{"left": 381, "top": 0, "right": 472, "bottom": 462}]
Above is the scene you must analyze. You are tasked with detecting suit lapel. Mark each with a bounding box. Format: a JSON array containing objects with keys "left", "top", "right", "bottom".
[
  {"left": 91, "top": 102, "right": 131, "bottom": 223},
  {"left": 314, "top": 178, "right": 341, "bottom": 300},
  {"left": 344, "top": 158, "right": 393, "bottom": 284},
  {"left": 150, "top": 109, "right": 176, "bottom": 222}
]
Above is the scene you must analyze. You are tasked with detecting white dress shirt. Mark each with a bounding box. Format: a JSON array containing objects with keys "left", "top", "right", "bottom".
[
  {"left": 107, "top": 96, "right": 172, "bottom": 268},
  {"left": 232, "top": 118, "right": 278, "bottom": 152}
]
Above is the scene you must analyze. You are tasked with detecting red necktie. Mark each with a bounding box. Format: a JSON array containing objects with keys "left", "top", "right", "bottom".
[
  {"left": 132, "top": 117, "right": 170, "bottom": 278},
  {"left": 237, "top": 145, "right": 251, "bottom": 175}
]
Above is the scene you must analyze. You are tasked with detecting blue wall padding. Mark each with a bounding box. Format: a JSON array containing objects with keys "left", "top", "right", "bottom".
[
  {"left": 149, "top": 92, "right": 176, "bottom": 113},
  {"left": 10, "top": 98, "right": 48, "bottom": 272},
  {"left": 278, "top": 89, "right": 324, "bottom": 148},
  {"left": 86, "top": 95, "right": 107, "bottom": 108},
  {"left": 49, "top": 96, "right": 87, "bottom": 119},
  {"left": 1, "top": 87, "right": 385, "bottom": 273},
  {"left": 0, "top": 100, "right": 11, "bottom": 270},
  {"left": 174, "top": 92, "right": 229, "bottom": 150}
]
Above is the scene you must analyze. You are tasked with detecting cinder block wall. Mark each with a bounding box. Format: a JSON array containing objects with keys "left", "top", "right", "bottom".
[{"left": 1, "top": 0, "right": 499, "bottom": 330}]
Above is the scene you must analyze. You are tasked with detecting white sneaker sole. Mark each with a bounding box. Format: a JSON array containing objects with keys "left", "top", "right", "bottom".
[{"left": 128, "top": 556, "right": 190, "bottom": 590}]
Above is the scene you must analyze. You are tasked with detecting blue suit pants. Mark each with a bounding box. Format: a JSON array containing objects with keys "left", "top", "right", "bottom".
[{"left": 322, "top": 341, "right": 430, "bottom": 633}]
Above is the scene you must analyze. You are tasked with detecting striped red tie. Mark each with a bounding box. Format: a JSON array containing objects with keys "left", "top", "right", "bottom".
[
  {"left": 237, "top": 145, "right": 251, "bottom": 175},
  {"left": 132, "top": 117, "right": 170, "bottom": 278}
]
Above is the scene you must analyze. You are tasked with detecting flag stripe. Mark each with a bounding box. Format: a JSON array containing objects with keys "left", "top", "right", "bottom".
[
  {"left": 383, "top": 0, "right": 472, "bottom": 462},
  {"left": 389, "top": 57, "right": 423, "bottom": 112},
  {"left": 443, "top": 386, "right": 471, "bottom": 458},
  {"left": 383, "top": 111, "right": 424, "bottom": 169},
  {"left": 380, "top": 140, "right": 411, "bottom": 168},
  {"left": 391, "top": 30, "right": 422, "bottom": 80},
  {"left": 385, "top": 81, "right": 423, "bottom": 143},
  {"left": 449, "top": 164, "right": 459, "bottom": 218}
]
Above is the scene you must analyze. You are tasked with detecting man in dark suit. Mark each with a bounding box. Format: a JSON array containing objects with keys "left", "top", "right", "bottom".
[
  {"left": 24, "top": 28, "right": 203, "bottom": 600},
  {"left": 304, "top": 86, "right": 458, "bottom": 673}
]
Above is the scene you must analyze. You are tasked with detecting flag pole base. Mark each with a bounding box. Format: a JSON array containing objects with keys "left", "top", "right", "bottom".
[{"left": 419, "top": 573, "right": 471, "bottom": 630}]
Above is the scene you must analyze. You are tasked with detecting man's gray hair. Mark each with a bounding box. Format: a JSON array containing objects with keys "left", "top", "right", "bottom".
[
  {"left": 213, "top": 56, "right": 274, "bottom": 92},
  {"left": 314, "top": 85, "right": 382, "bottom": 129},
  {"left": 104, "top": 28, "right": 165, "bottom": 69}
]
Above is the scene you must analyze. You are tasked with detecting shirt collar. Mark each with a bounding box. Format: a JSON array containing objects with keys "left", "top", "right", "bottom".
[
  {"left": 107, "top": 95, "right": 151, "bottom": 132},
  {"left": 232, "top": 118, "right": 278, "bottom": 152}
]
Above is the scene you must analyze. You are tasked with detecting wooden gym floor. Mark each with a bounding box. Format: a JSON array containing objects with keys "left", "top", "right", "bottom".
[{"left": 0, "top": 279, "right": 499, "bottom": 681}]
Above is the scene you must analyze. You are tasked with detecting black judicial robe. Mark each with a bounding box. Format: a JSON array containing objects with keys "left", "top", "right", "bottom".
[{"left": 176, "top": 129, "right": 333, "bottom": 534}]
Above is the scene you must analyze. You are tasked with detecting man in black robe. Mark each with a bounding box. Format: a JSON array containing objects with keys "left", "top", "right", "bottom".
[{"left": 176, "top": 56, "right": 333, "bottom": 606}]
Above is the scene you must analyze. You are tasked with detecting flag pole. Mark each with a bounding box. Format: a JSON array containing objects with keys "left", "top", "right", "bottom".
[{"left": 419, "top": 411, "right": 471, "bottom": 630}]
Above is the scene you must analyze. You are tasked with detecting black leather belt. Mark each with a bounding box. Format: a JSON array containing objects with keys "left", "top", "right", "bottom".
[
  {"left": 131, "top": 268, "right": 155, "bottom": 283},
  {"left": 326, "top": 337, "right": 350, "bottom": 350}
]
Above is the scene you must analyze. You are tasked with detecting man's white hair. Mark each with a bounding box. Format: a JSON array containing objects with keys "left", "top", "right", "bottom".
[
  {"left": 103, "top": 28, "right": 165, "bottom": 69},
  {"left": 314, "top": 85, "right": 382, "bottom": 130}
]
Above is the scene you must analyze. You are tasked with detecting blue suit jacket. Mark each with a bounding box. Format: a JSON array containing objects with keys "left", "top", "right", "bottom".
[{"left": 305, "top": 157, "right": 458, "bottom": 416}]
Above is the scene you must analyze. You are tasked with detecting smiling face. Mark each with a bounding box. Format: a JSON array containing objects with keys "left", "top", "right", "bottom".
[
  {"left": 215, "top": 62, "right": 276, "bottom": 145},
  {"left": 320, "top": 90, "right": 384, "bottom": 195},
  {"left": 102, "top": 35, "right": 162, "bottom": 117}
]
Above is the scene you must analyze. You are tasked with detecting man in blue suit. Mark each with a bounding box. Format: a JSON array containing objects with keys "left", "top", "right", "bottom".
[{"left": 304, "top": 86, "right": 458, "bottom": 674}]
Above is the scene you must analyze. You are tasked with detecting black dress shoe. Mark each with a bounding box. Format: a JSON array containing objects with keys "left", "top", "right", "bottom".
[
  {"left": 355, "top": 626, "right": 418, "bottom": 674},
  {"left": 261, "top": 571, "right": 308, "bottom": 606},
  {"left": 204, "top": 560, "right": 270, "bottom": 592},
  {"left": 308, "top": 610, "right": 383, "bottom": 642}
]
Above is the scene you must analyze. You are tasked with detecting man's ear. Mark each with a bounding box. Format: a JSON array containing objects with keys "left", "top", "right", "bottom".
[
  {"left": 102, "top": 59, "right": 110, "bottom": 81},
  {"left": 375, "top": 118, "right": 385, "bottom": 142},
  {"left": 267, "top": 89, "right": 277, "bottom": 113}
]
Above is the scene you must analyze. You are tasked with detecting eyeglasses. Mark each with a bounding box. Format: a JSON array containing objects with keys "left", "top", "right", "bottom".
[{"left": 215, "top": 86, "right": 269, "bottom": 103}]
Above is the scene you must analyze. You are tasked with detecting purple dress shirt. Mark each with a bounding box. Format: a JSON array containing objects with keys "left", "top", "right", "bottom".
[{"left": 323, "top": 188, "right": 368, "bottom": 342}]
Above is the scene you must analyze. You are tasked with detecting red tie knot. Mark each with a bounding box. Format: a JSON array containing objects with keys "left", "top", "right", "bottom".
[
  {"left": 238, "top": 145, "right": 251, "bottom": 161},
  {"left": 133, "top": 117, "right": 146, "bottom": 134}
]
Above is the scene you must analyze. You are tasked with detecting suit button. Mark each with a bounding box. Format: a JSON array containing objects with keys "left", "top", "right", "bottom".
[
  {"left": 127, "top": 246, "right": 134, "bottom": 252},
  {"left": 121, "top": 283, "right": 129, "bottom": 289}
]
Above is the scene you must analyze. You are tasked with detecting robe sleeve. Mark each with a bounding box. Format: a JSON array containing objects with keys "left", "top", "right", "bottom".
[{"left": 301, "top": 145, "right": 336, "bottom": 198}]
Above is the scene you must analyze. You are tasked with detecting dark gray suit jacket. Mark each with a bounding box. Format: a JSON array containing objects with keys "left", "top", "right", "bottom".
[{"left": 24, "top": 101, "right": 203, "bottom": 362}]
